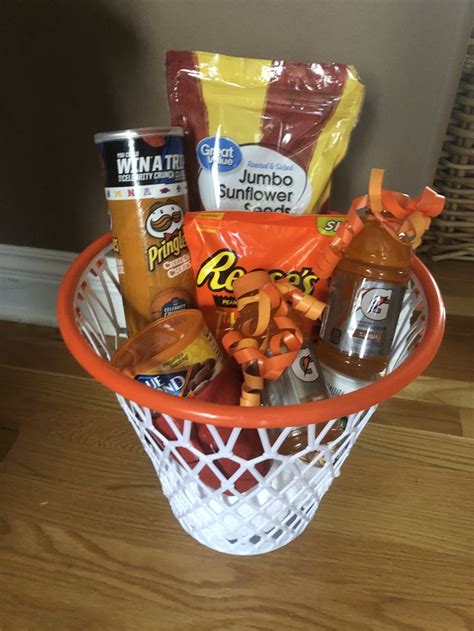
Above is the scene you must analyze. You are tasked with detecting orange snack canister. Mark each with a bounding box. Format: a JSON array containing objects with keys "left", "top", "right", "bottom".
[
  {"left": 112, "top": 309, "right": 223, "bottom": 397},
  {"left": 95, "top": 127, "right": 195, "bottom": 336}
]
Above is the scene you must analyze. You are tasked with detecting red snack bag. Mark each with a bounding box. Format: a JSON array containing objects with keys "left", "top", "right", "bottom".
[
  {"left": 183, "top": 211, "right": 346, "bottom": 340},
  {"left": 152, "top": 360, "right": 271, "bottom": 494}
]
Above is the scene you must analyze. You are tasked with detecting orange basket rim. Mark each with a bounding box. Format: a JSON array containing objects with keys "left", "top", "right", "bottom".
[{"left": 57, "top": 231, "right": 445, "bottom": 429}]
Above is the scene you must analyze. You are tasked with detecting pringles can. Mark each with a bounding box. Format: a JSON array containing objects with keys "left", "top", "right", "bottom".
[{"left": 95, "top": 127, "right": 195, "bottom": 335}]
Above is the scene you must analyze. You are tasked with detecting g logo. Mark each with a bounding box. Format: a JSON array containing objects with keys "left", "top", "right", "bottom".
[
  {"left": 292, "top": 349, "right": 319, "bottom": 382},
  {"left": 361, "top": 288, "right": 392, "bottom": 321}
]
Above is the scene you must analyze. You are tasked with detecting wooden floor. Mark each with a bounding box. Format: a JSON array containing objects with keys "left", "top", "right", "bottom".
[{"left": 0, "top": 260, "right": 473, "bottom": 630}]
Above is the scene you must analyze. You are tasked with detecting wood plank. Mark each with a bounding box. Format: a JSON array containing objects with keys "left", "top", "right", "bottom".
[
  {"left": 424, "top": 259, "right": 474, "bottom": 283},
  {"left": 0, "top": 366, "right": 140, "bottom": 457},
  {"left": 2, "top": 428, "right": 158, "bottom": 500},
  {"left": 424, "top": 259, "right": 474, "bottom": 318},
  {"left": 0, "top": 254, "right": 472, "bottom": 629},
  {"left": 374, "top": 397, "right": 465, "bottom": 435},
  {"left": 0, "top": 362, "right": 471, "bottom": 465},
  {"left": 1, "top": 424, "right": 473, "bottom": 630},
  {"left": 441, "top": 294, "right": 474, "bottom": 319},
  {"left": 393, "top": 375, "right": 473, "bottom": 409},
  {"left": 0, "top": 320, "right": 88, "bottom": 378},
  {"left": 0, "top": 275, "right": 472, "bottom": 389},
  {"left": 0, "top": 427, "right": 17, "bottom": 463},
  {"left": 459, "top": 407, "right": 474, "bottom": 438},
  {"left": 2, "top": 422, "right": 473, "bottom": 550},
  {"left": 1, "top": 311, "right": 472, "bottom": 384},
  {"left": 1, "top": 515, "right": 472, "bottom": 631},
  {"left": 422, "top": 314, "right": 474, "bottom": 382}
]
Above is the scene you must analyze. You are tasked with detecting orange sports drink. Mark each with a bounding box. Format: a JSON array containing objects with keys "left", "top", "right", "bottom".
[
  {"left": 316, "top": 167, "right": 445, "bottom": 396},
  {"left": 232, "top": 271, "right": 328, "bottom": 407},
  {"left": 229, "top": 271, "right": 345, "bottom": 461},
  {"left": 318, "top": 212, "right": 412, "bottom": 391}
]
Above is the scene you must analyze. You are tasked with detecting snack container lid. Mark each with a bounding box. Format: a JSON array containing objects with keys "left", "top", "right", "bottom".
[{"left": 111, "top": 309, "right": 205, "bottom": 376}]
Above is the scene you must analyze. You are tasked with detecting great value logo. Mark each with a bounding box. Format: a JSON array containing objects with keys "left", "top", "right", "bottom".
[{"left": 197, "top": 136, "right": 242, "bottom": 172}]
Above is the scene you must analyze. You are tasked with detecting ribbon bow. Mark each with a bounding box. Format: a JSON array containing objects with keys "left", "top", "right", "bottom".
[
  {"left": 222, "top": 278, "right": 326, "bottom": 407},
  {"left": 314, "top": 168, "right": 445, "bottom": 279}
]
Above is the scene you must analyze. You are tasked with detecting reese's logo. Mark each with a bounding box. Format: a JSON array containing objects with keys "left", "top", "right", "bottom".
[{"left": 196, "top": 249, "right": 318, "bottom": 294}]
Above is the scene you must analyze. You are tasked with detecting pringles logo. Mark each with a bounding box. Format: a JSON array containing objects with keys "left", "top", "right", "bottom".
[
  {"left": 196, "top": 249, "right": 318, "bottom": 294},
  {"left": 145, "top": 201, "right": 187, "bottom": 272}
]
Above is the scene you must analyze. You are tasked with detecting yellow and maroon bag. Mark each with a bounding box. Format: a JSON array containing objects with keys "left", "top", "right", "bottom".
[{"left": 166, "top": 50, "right": 364, "bottom": 214}]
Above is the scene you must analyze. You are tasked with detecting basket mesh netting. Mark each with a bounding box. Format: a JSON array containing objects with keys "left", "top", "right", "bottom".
[{"left": 67, "top": 242, "right": 430, "bottom": 555}]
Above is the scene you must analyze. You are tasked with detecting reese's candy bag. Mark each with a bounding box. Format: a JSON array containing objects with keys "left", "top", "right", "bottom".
[
  {"left": 183, "top": 211, "right": 346, "bottom": 340},
  {"left": 166, "top": 50, "right": 364, "bottom": 213}
]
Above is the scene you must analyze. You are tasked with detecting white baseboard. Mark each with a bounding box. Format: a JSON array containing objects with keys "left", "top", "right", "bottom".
[
  {"left": 0, "top": 244, "right": 77, "bottom": 327},
  {"left": 0, "top": 243, "right": 126, "bottom": 335}
]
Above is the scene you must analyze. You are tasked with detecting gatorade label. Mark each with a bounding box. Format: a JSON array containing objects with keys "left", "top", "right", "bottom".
[
  {"left": 320, "top": 271, "right": 406, "bottom": 359},
  {"left": 263, "top": 344, "right": 328, "bottom": 406}
]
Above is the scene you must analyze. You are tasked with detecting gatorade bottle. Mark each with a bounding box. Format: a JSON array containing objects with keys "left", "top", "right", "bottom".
[
  {"left": 233, "top": 271, "right": 344, "bottom": 461},
  {"left": 233, "top": 271, "right": 328, "bottom": 406},
  {"left": 317, "top": 211, "right": 412, "bottom": 394}
]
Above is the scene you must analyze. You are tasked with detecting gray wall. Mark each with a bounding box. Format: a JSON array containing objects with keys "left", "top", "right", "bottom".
[{"left": 0, "top": 0, "right": 471, "bottom": 252}]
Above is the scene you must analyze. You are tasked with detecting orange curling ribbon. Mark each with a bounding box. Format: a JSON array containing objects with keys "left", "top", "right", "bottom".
[
  {"left": 369, "top": 169, "right": 444, "bottom": 248},
  {"left": 222, "top": 276, "right": 326, "bottom": 407},
  {"left": 368, "top": 167, "right": 384, "bottom": 214},
  {"left": 313, "top": 168, "right": 445, "bottom": 280},
  {"left": 312, "top": 206, "right": 365, "bottom": 279}
]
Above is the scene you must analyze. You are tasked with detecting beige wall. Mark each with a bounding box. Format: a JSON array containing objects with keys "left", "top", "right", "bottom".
[{"left": 0, "top": 0, "right": 471, "bottom": 252}]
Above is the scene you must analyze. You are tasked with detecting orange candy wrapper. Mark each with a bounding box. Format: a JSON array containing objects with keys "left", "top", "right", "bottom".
[{"left": 183, "top": 211, "right": 347, "bottom": 341}]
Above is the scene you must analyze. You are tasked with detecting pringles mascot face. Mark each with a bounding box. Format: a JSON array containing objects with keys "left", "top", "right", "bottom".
[{"left": 146, "top": 202, "right": 184, "bottom": 240}]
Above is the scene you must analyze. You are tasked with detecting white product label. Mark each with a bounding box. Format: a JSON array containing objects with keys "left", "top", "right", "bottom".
[
  {"left": 320, "top": 363, "right": 372, "bottom": 398},
  {"left": 197, "top": 138, "right": 312, "bottom": 214}
]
